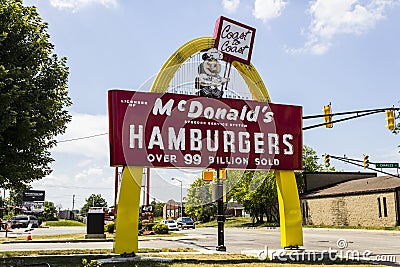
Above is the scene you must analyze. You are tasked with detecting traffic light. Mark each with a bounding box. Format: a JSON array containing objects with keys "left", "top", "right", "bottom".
[
  {"left": 323, "top": 153, "right": 330, "bottom": 167},
  {"left": 323, "top": 105, "right": 333, "bottom": 128},
  {"left": 385, "top": 109, "right": 395, "bottom": 130},
  {"left": 202, "top": 170, "right": 214, "bottom": 181},
  {"left": 363, "top": 154, "right": 369, "bottom": 169},
  {"left": 219, "top": 169, "right": 227, "bottom": 180}
]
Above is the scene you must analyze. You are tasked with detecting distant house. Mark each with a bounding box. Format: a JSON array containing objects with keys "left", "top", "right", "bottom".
[
  {"left": 226, "top": 201, "right": 244, "bottom": 217},
  {"left": 301, "top": 173, "right": 400, "bottom": 227},
  {"left": 58, "top": 209, "right": 75, "bottom": 220},
  {"left": 163, "top": 199, "right": 184, "bottom": 220}
]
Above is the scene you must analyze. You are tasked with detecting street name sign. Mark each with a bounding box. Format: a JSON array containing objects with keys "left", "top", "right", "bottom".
[{"left": 375, "top": 163, "right": 399, "bottom": 168}]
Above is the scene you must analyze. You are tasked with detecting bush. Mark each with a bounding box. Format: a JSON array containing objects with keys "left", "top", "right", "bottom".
[
  {"left": 38, "top": 213, "right": 58, "bottom": 222},
  {"left": 152, "top": 223, "right": 169, "bottom": 234},
  {"left": 144, "top": 222, "right": 156, "bottom": 231},
  {"left": 82, "top": 258, "right": 102, "bottom": 267},
  {"left": 104, "top": 221, "right": 115, "bottom": 233}
]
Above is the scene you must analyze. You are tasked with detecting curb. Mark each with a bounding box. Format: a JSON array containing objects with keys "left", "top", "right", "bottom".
[
  {"left": 1, "top": 235, "right": 204, "bottom": 244},
  {"left": 2, "top": 238, "right": 114, "bottom": 244}
]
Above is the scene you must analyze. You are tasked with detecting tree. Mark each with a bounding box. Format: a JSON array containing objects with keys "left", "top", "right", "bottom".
[
  {"left": 295, "top": 145, "right": 323, "bottom": 193},
  {"left": 302, "top": 145, "right": 323, "bottom": 172},
  {"left": 296, "top": 145, "right": 335, "bottom": 193},
  {"left": 0, "top": 0, "right": 72, "bottom": 191},
  {"left": 39, "top": 201, "right": 58, "bottom": 221},
  {"left": 80, "top": 194, "right": 108, "bottom": 215},
  {"left": 228, "top": 145, "right": 328, "bottom": 223},
  {"left": 150, "top": 200, "right": 165, "bottom": 218},
  {"left": 229, "top": 170, "right": 278, "bottom": 223},
  {"left": 184, "top": 178, "right": 216, "bottom": 222},
  {"left": 394, "top": 107, "right": 400, "bottom": 152}
]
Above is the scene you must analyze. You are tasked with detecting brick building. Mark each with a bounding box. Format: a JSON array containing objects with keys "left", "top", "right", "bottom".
[
  {"left": 163, "top": 199, "right": 183, "bottom": 220},
  {"left": 301, "top": 172, "right": 400, "bottom": 227}
]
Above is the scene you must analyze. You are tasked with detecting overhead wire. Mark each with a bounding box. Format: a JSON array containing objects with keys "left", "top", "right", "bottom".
[{"left": 57, "top": 133, "right": 108, "bottom": 143}]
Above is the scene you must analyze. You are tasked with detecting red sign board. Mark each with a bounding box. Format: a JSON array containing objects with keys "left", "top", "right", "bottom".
[
  {"left": 108, "top": 90, "right": 302, "bottom": 170},
  {"left": 213, "top": 16, "right": 256, "bottom": 65}
]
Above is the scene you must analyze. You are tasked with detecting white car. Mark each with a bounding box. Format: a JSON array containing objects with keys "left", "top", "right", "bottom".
[{"left": 161, "top": 219, "right": 179, "bottom": 231}]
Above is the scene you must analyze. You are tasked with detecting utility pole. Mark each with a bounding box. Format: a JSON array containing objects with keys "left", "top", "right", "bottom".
[
  {"left": 72, "top": 194, "right": 75, "bottom": 220},
  {"left": 141, "top": 186, "right": 146, "bottom": 206},
  {"left": 171, "top": 178, "right": 183, "bottom": 218},
  {"left": 146, "top": 167, "right": 150, "bottom": 206}
]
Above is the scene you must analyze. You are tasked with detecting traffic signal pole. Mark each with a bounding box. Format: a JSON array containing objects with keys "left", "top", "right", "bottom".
[
  {"left": 303, "top": 107, "right": 399, "bottom": 130},
  {"left": 216, "top": 168, "right": 226, "bottom": 252},
  {"left": 328, "top": 155, "right": 399, "bottom": 178}
]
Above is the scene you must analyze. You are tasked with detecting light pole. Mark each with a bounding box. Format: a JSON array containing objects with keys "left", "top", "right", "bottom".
[
  {"left": 141, "top": 185, "right": 146, "bottom": 206},
  {"left": 171, "top": 178, "right": 183, "bottom": 218}
]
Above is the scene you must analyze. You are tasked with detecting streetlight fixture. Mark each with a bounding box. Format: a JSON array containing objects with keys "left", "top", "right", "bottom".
[{"left": 171, "top": 178, "right": 183, "bottom": 218}]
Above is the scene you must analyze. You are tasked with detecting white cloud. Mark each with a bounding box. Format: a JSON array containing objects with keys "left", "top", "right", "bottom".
[
  {"left": 292, "top": 0, "right": 398, "bottom": 55},
  {"left": 49, "top": 0, "right": 118, "bottom": 12},
  {"left": 75, "top": 166, "right": 104, "bottom": 178},
  {"left": 77, "top": 159, "right": 94, "bottom": 167},
  {"left": 252, "top": 0, "right": 287, "bottom": 23},
  {"left": 222, "top": 0, "right": 240, "bottom": 13},
  {"left": 31, "top": 169, "right": 115, "bottom": 210},
  {"left": 52, "top": 113, "right": 108, "bottom": 159}
]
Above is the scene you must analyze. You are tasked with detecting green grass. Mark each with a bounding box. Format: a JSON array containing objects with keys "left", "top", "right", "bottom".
[
  {"left": 44, "top": 220, "right": 86, "bottom": 227},
  {"left": 0, "top": 231, "right": 184, "bottom": 243},
  {"left": 0, "top": 233, "right": 114, "bottom": 243},
  {"left": 0, "top": 248, "right": 195, "bottom": 257},
  {"left": 0, "top": 250, "right": 384, "bottom": 267},
  {"left": 303, "top": 224, "right": 400, "bottom": 231},
  {"left": 196, "top": 217, "right": 278, "bottom": 228}
]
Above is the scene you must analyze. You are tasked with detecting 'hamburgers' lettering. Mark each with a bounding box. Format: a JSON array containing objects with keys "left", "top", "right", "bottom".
[{"left": 129, "top": 125, "right": 294, "bottom": 155}]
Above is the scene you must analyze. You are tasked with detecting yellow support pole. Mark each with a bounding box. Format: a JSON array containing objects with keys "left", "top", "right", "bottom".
[
  {"left": 275, "top": 170, "right": 303, "bottom": 247},
  {"left": 114, "top": 166, "right": 143, "bottom": 254}
]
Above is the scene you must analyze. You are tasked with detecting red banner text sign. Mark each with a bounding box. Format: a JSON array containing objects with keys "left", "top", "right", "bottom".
[{"left": 108, "top": 90, "right": 302, "bottom": 170}]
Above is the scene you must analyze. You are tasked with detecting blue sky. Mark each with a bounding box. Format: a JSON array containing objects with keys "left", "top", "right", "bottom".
[{"left": 23, "top": 0, "right": 400, "bottom": 210}]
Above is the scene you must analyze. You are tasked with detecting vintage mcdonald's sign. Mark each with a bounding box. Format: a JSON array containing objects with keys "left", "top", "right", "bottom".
[{"left": 108, "top": 90, "right": 302, "bottom": 170}]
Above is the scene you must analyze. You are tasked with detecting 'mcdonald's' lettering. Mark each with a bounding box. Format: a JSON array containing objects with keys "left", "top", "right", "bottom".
[{"left": 152, "top": 98, "right": 274, "bottom": 124}]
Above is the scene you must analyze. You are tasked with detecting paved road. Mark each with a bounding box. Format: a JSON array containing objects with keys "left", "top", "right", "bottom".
[
  {"left": 1, "top": 226, "right": 86, "bottom": 238},
  {"left": 1, "top": 227, "right": 399, "bottom": 264},
  {"left": 142, "top": 227, "right": 400, "bottom": 257}
]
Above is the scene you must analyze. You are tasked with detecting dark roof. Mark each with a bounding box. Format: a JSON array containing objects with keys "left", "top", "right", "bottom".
[
  {"left": 165, "top": 199, "right": 178, "bottom": 205},
  {"left": 227, "top": 202, "right": 243, "bottom": 209},
  {"left": 301, "top": 175, "right": 400, "bottom": 199}
]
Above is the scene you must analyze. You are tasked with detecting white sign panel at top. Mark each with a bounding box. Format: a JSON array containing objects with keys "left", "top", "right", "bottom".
[{"left": 214, "top": 16, "right": 256, "bottom": 65}]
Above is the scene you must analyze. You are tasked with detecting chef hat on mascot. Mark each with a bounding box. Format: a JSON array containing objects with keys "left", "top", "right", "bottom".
[{"left": 202, "top": 48, "right": 223, "bottom": 60}]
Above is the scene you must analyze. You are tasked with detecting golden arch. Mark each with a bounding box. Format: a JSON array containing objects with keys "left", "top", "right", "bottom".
[
  {"left": 150, "top": 37, "right": 271, "bottom": 102},
  {"left": 113, "top": 37, "right": 303, "bottom": 254}
]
